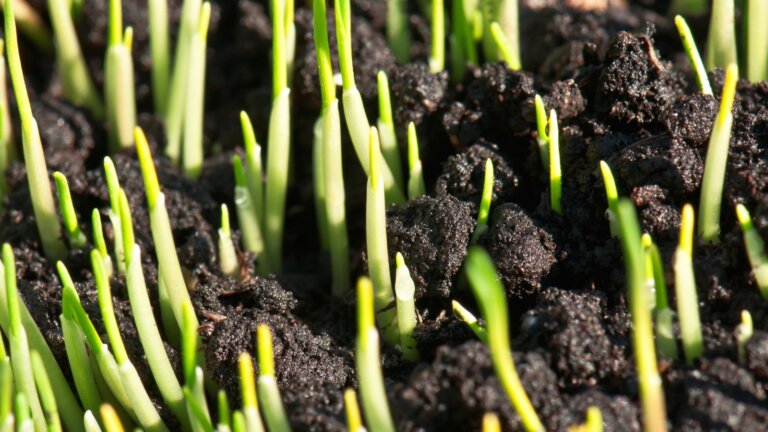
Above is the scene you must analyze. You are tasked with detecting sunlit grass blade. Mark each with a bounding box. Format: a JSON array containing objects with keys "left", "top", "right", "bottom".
[
  {"left": 14, "top": 393, "right": 32, "bottom": 431},
  {"left": 472, "top": 158, "right": 493, "bottom": 241},
  {"left": 4, "top": 1, "right": 66, "bottom": 261},
  {"left": 323, "top": 101, "right": 350, "bottom": 296},
  {"left": 101, "top": 404, "right": 127, "bottom": 432},
  {"left": 568, "top": 407, "right": 603, "bottom": 432},
  {"left": 465, "top": 247, "right": 544, "bottom": 432},
  {"left": 344, "top": 389, "right": 363, "bottom": 432},
  {"left": 366, "top": 127, "right": 397, "bottom": 342},
  {"left": 394, "top": 253, "right": 419, "bottom": 361},
  {"left": 599, "top": 161, "right": 619, "bottom": 237},
  {"left": 3, "top": 0, "right": 53, "bottom": 54},
  {"left": 744, "top": 0, "right": 768, "bottom": 82},
  {"left": 104, "top": 0, "right": 136, "bottom": 152},
  {"left": 450, "top": 0, "right": 477, "bottom": 80},
  {"left": 256, "top": 325, "right": 291, "bottom": 432},
  {"left": 387, "top": 0, "right": 410, "bottom": 62},
  {"left": 705, "top": 0, "right": 738, "bottom": 71},
  {"left": 182, "top": 2, "right": 211, "bottom": 179},
  {"left": 737, "top": 310, "right": 753, "bottom": 365},
  {"left": 47, "top": 0, "right": 104, "bottom": 117},
  {"left": 165, "top": 0, "right": 203, "bottom": 162},
  {"left": 240, "top": 112, "right": 264, "bottom": 226},
  {"left": 429, "top": 0, "right": 445, "bottom": 73},
  {"left": 54, "top": 171, "right": 87, "bottom": 249},
  {"left": 181, "top": 301, "right": 209, "bottom": 432},
  {"left": 451, "top": 300, "right": 487, "bottom": 343},
  {"left": 218, "top": 391, "right": 231, "bottom": 432},
  {"left": 92, "top": 209, "right": 114, "bottom": 278},
  {"left": 313, "top": 117, "right": 329, "bottom": 250},
  {"left": 674, "top": 16, "right": 712, "bottom": 95},
  {"left": 548, "top": 109, "right": 562, "bottom": 215},
  {"left": 103, "top": 157, "right": 125, "bottom": 273},
  {"left": 616, "top": 199, "right": 667, "bottom": 432},
  {"left": 3, "top": 244, "right": 47, "bottom": 432},
  {"left": 149, "top": 0, "right": 170, "bottom": 114},
  {"left": 31, "top": 351, "right": 63, "bottom": 432},
  {"left": 238, "top": 353, "right": 265, "bottom": 432},
  {"left": 642, "top": 234, "right": 677, "bottom": 360},
  {"left": 406, "top": 122, "right": 425, "bottom": 200},
  {"left": 355, "top": 277, "right": 396, "bottom": 432},
  {"left": 233, "top": 155, "right": 265, "bottom": 257},
  {"left": 0, "top": 39, "right": 14, "bottom": 206},
  {"left": 735, "top": 204, "right": 768, "bottom": 298},
  {"left": 534, "top": 95, "right": 548, "bottom": 170},
  {"left": 377, "top": 71, "right": 403, "bottom": 189},
  {"left": 698, "top": 64, "right": 737, "bottom": 243},
  {"left": 489, "top": 22, "right": 520, "bottom": 70},
  {"left": 675, "top": 204, "right": 703, "bottom": 365},
  {"left": 482, "top": 413, "right": 500, "bottom": 432},
  {"left": 219, "top": 204, "right": 240, "bottom": 277}
]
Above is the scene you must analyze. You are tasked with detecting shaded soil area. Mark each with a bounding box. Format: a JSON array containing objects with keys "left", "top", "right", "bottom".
[{"left": 2, "top": 0, "right": 768, "bottom": 431}]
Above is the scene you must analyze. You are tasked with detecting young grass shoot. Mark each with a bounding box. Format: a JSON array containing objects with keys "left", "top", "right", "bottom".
[
  {"left": 737, "top": 310, "right": 753, "bottom": 365},
  {"left": 674, "top": 15, "right": 712, "bottom": 95},
  {"left": 395, "top": 253, "right": 419, "bottom": 361},
  {"left": 256, "top": 325, "right": 291, "bottom": 432},
  {"left": 377, "top": 71, "right": 404, "bottom": 189},
  {"left": 735, "top": 204, "right": 768, "bottom": 298},
  {"left": 218, "top": 204, "right": 240, "bottom": 278},
  {"left": 599, "top": 161, "right": 619, "bottom": 237},
  {"left": 706, "top": 0, "right": 738, "bottom": 72},
  {"left": 643, "top": 234, "right": 677, "bottom": 360},
  {"left": 104, "top": 0, "right": 136, "bottom": 151},
  {"left": 387, "top": 0, "right": 410, "bottom": 62},
  {"left": 407, "top": 122, "right": 426, "bottom": 200},
  {"left": 744, "top": 0, "right": 768, "bottom": 82},
  {"left": 182, "top": 2, "right": 211, "bottom": 179},
  {"left": 675, "top": 204, "right": 703, "bottom": 365},
  {"left": 53, "top": 172, "right": 87, "bottom": 249},
  {"left": 429, "top": 0, "right": 445, "bottom": 73},
  {"left": 148, "top": 0, "right": 170, "bottom": 114}
]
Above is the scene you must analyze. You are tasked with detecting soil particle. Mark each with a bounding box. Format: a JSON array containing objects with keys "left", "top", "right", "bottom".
[
  {"left": 385, "top": 195, "right": 474, "bottom": 298},
  {"left": 478, "top": 204, "right": 557, "bottom": 299},
  {"left": 520, "top": 287, "right": 629, "bottom": 390}
]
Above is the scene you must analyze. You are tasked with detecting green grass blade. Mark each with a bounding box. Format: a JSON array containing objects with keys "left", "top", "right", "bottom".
[
  {"left": 323, "top": 102, "right": 350, "bottom": 296},
  {"left": 264, "top": 90, "right": 291, "bottom": 273},
  {"left": 54, "top": 171, "right": 87, "bottom": 249},
  {"left": 149, "top": 0, "right": 170, "bottom": 114},
  {"left": 736, "top": 204, "right": 768, "bottom": 298},
  {"left": 706, "top": 0, "right": 738, "bottom": 71},
  {"left": 674, "top": 15, "right": 712, "bottom": 95},
  {"left": 182, "top": 2, "right": 211, "bottom": 179},
  {"left": 394, "top": 253, "right": 419, "bottom": 361},
  {"left": 256, "top": 325, "right": 291, "bottom": 432}
]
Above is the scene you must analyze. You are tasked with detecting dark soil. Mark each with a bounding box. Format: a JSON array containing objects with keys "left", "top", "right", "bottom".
[{"left": 2, "top": 0, "right": 768, "bottom": 431}]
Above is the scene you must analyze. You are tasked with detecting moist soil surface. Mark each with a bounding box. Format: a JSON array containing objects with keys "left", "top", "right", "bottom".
[{"left": 2, "top": 0, "right": 768, "bottom": 431}]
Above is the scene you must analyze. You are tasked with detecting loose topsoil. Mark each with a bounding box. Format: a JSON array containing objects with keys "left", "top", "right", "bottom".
[{"left": 2, "top": 0, "right": 768, "bottom": 430}]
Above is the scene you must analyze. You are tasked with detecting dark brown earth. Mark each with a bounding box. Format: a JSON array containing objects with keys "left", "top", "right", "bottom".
[{"left": 1, "top": 0, "right": 767, "bottom": 431}]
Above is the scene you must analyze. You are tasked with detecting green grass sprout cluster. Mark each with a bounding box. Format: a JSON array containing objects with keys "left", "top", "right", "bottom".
[{"left": 533, "top": 96, "right": 563, "bottom": 213}]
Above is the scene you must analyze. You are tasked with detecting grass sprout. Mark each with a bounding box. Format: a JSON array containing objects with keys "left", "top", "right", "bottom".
[
  {"left": 233, "top": 155, "right": 265, "bottom": 257},
  {"left": 599, "top": 161, "right": 619, "bottom": 237},
  {"left": 674, "top": 15, "right": 712, "bottom": 95},
  {"left": 2, "top": 0, "right": 53, "bottom": 54},
  {"left": 118, "top": 190, "right": 187, "bottom": 426},
  {"left": 744, "top": 0, "right": 768, "bottom": 82},
  {"left": 698, "top": 63, "right": 738, "bottom": 243},
  {"left": 313, "top": 117, "right": 329, "bottom": 251},
  {"left": 642, "top": 234, "right": 677, "bottom": 360},
  {"left": 377, "top": 71, "right": 404, "bottom": 189},
  {"left": 240, "top": 112, "right": 264, "bottom": 230},
  {"left": 0, "top": 39, "right": 14, "bottom": 207},
  {"left": 735, "top": 204, "right": 768, "bottom": 298},
  {"left": 615, "top": 200, "right": 668, "bottom": 432},
  {"left": 182, "top": 2, "right": 211, "bottom": 179},
  {"left": 736, "top": 310, "right": 753, "bottom": 365},
  {"left": 482, "top": 413, "right": 500, "bottom": 432},
  {"left": 30, "top": 350, "right": 62, "bottom": 432},
  {"left": 534, "top": 95, "right": 548, "bottom": 170},
  {"left": 4, "top": 1, "right": 67, "bottom": 261},
  {"left": 569, "top": 407, "right": 603, "bottom": 432},
  {"left": 256, "top": 325, "right": 291, "bottom": 432},
  {"left": 3, "top": 244, "right": 46, "bottom": 432},
  {"left": 101, "top": 404, "right": 126, "bottom": 432},
  {"left": 335, "top": 0, "right": 405, "bottom": 204},
  {"left": 355, "top": 277, "right": 396, "bottom": 432},
  {"left": 344, "top": 389, "right": 363, "bottom": 432},
  {"left": 429, "top": 0, "right": 445, "bottom": 73},
  {"left": 366, "top": 127, "right": 397, "bottom": 343},
  {"left": 450, "top": 0, "right": 477, "bottom": 80},
  {"left": 407, "top": 122, "right": 426, "bottom": 200},
  {"left": 238, "top": 353, "right": 266, "bottom": 432},
  {"left": 103, "top": 157, "right": 125, "bottom": 273},
  {"left": 387, "top": 0, "right": 410, "bottom": 62},
  {"left": 165, "top": 0, "right": 203, "bottom": 162},
  {"left": 149, "top": 0, "right": 170, "bottom": 114},
  {"left": 451, "top": 300, "right": 488, "bottom": 343},
  {"left": 53, "top": 172, "right": 87, "bottom": 249},
  {"left": 91, "top": 210, "right": 114, "bottom": 278},
  {"left": 218, "top": 391, "right": 231, "bottom": 432},
  {"left": 548, "top": 109, "right": 562, "bottom": 215},
  {"left": 47, "top": 0, "right": 104, "bottom": 117},
  {"left": 465, "top": 246, "right": 544, "bottom": 432},
  {"left": 490, "top": 22, "right": 520, "bottom": 70},
  {"left": 675, "top": 204, "right": 703, "bottom": 365},
  {"left": 394, "top": 253, "right": 419, "bottom": 361},
  {"left": 472, "top": 158, "right": 493, "bottom": 241},
  {"left": 218, "top": 204, "right": 240, "bottom": 278},
  {"left": 706, "top": 0, "right": 738, "bottom": 72},
  {"left": 181, "top": 301, "right": 209, "bottom": 432},
  {"left": 104, "top": 0, "right": 136, "bottom": 151}
]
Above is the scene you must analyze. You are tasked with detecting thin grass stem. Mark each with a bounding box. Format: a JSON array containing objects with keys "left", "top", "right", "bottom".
[
  {"left": 706, "top": 0, "right": 738, "bottom": 71},
  {"left": 377, "top": 71, "right": 403, "bottom": 189},
  {"left": 256, "top": 325, "right": 291, "bottom": 432},
  {"left": 429, "top": 0, "right": 445, "bottom": 73},
  {"left": 54, "top": 172, "right": 87, "bottom": 249},
  {"left": 675, "top": 204, "right": 703, "bottom": 365},
  {"left": 387, "top": 0, "right": 410, "bottom": 62},
  {"left": 149, "top": 0, "right": 170, "bottom": 115},
  {"left": 394, "top": 253, "right": 419, "bottom": 361},
  {"left": 407, "top": 122, "right": 425, "bottom": 200},
  {"left": 182, "top": 2, "right": 211, "bottom": 179},
  {"left": 735, "top": 204, "right": 768, "bottom": 298},
  {"left": 674, "top": 16, "right": 712, "bottom": 95}
]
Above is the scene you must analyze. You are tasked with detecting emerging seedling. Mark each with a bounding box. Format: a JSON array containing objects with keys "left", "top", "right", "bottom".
[
  {"left": 104, "top": 0, "right": 136, "bottom": 151},
  {"left": 0, "top": 39, "right": 13, "bottom": 206},
  {"left": 490, "top": 22, "right": 520, "bottom": 70},
  {"left": 569, "top": 407, "right": 603, "bottom": 432},
  {"left": 47, "top": 0, "right": 104, "bottom": 117},
  {"left": 218, "top": 204, "right": 240, "bottom": 278},
  {"left": 736, "top": 310, "right": 753, "bottom": 365},
  {"left": 92, "top": 209, "right": 114, "bottom": 278},
  {"left": 31, "top": 351, "right": 62, "bottom": 432},
  {"left": 395, "top": 253, "right": 419, "bottom": 361},
  {"left": 452, "top": 300, "right": 488, "bottom": 343},
  {"left": 182, "top": 2, "right": 211, "bottom": 179},
  {"left": 407, "top": 122, "right": 426, "bottom": 200},
  {"left": 54, "top": 172, "right": 87, "bottom": 249},
  {"left": 344, "top": 389, "right": 364, "bottom": 432},
  {"left": 367, "top": 128, "right": 397, "bottom": 342},
  {"left": 386, "top": 0, "right": 410, "bottom": 62},
  {"left": 4, "top": 2, "right": 67, "bottom": 260},
  {"left": 238, "top": 353, "right": 266, "bottom": 432},
  {"left": 706, "top": 0, "right": 737, "bottom": 72},
  {"left": 450, "top": 0, "right": 477, "bottom": 80},
  {"left": 2, "top": 0, "right": 53, "bottom": 53},
  {"left": 599, "top": 161, "right": 619, "bottom": 237},
  {"left": 482, "top": 0, "right": 520, "bottom": 69},
  {"left": 615, "top": 200, "right": 668, "bottom": 432},
  {"left": 735, "top": 204, "right": 768, "bottom": 298},
  {"left": 256, "top": 325, "right": 291, "bottom": 432},
  {"left": 240, "top": 112, "right": 264, "bottom": 228},
  {"left": 472, "top": 158, "right": 494, "bottom": 241},
  {"left": 148, "top": 0, "right": 170, "bottom": 114},
  {"left": 643, "top": 234, "right": 677, "bottom": 360},
  {"left": 698, "top": 64, "right": 738, "bottom": 242},
  {"left": 377, "top": 71, "right": 404, "bottom": 189},
  {"left": 674, "top": 16, "right": 712, "bottom": 95},
  {"left": 429, "top": 0, "right": 445, "bottom": 73},
  {"left": 233, "top": 155, "right": 265, "bottom": 257},
  {"left": 104, "top": 157, "right": 125, "bottom": 272},
  {"left": 355, "top": 277, "right": 396, "bottom": 432},
  {"left": 181, "top": 301, "right": 209, "bottom": 432},
  {"left": 534, "top": 102, "right": 563, "bottom": 215},
  {"left": 534, "top": 95, "right": 549, "bottom": 170},
  {"left": 744, "top": 0, "right": 768, "bottom": 82},
  {"left": 675, "top": 204, "right": 703, "bottom": 365},
  {"left": 464, "top": 247, "right": 544, "bottom": 432}
]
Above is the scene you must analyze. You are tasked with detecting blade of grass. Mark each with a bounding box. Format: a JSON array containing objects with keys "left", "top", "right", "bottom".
[
  {"left": 675, "top": 204, "right": 703, "bottom": 365},
  {"left": 548, "top": 109, "right": 561, "bottom": 215},
  {"left": 451, "top": 300, "right": 487, "bottom": 343},
  {"left": 182, "top": 2, "right": 211, "bottom": 179},
  {"left": 92, "top": 209, "right": 114, "bottom": 278},
  {"left": 233, "top": 155, "right": 265, "bottom": 256},
  {"left": 429, "top": 0, "right": 445, "bottom": 73},
  {"left": 735, "top": 204, "right": 768, "bottom": 298},
  {"left": 642, "top": 234, "right": 678, "bottom": 360},
  {"left": 394, "top": 253, "right": 419, "bottom": 361},
  {"left": 54, "top": 171, "right": 87, "bottom": 249},
  {"left": 238, "top": 353, "right": 265, "bottom": 432},
  {"left": 377, "top": 71, "right": 404, "bottom": 189},
  {"left": 599, "top": 161, "right": 619, "bottom": 237},
  {"left": 386, "top": 0, "right": 410, "bottom": 62},
  {"left": 219, "top": 204, "right": 240, "bottom": 277},
  {"left": 737, "top": 310, "right": 753, "bottom": 365},
  {"left": 149, "top": 0, "right": 170, "bottom": 114},
  {"left": 31, "top": 351, "right": 63, "bottom": 432},
  {"left": 0, "top": 40, "right": 14, "bottom": 207},
  {"left": 0, "top": 0, "right": 53, "bottom": 54},
  {"left": 472, "top": 158, "right": 493, "bottom": 241},
  {"left": 489, "top": 22, "right": 519, "bottom": 70},
  {"left": 256, "top": 325, "right": 291, "bottom": 432},
  {"left": 104, "top": 1, "right": 136, "bottom": 152},
  {"left": 744, "top": 0, "right": 768, "bottom": 82},
  {"left": 674, "top": 15, "right": 712, "bottom": 95},
  {"left": 4, "top": 1, "right": 67, "bottom": 260},
  {"left": 406, "top": 122, "right": 425, "bottom": 200},
  {"left": 240, "top": 112, "right": 264, "bottom": 227},
  {"left": 312, "top": 117, "right": 329, "bottom": 251},
  {"left": 706, "top": 0, "right": 738, "bottom": 71},
  {"left": 344, "top": 389, "right": 363, "bottom": 432}
]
